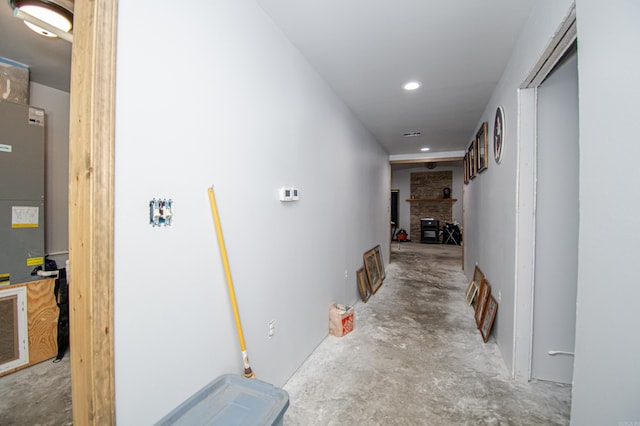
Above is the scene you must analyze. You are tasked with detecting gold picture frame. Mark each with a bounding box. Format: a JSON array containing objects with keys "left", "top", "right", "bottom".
[
  {"left": 468, "top": 140, "right": 477, "bottom": 179},
  {"left": 468, "top": 265, "right": 484, "bottom": 307},
  {"left": 476, "top": 121, "right": 489, "bottom": 173},
  {"left": 373, "top": 245, "right": 385, "bottom": 281},
  {"left": 363, "top": 248, "right": 383, "bottom": 295},
  {"left": 465, "top": 280, "right": 478, "bottom": 306},
  {"left": 356, "top": 267, "right": 370, "bottom": 302}
]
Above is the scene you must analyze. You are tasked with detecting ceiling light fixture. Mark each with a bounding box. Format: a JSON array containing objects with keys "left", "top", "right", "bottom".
[
  {"left": 403, "top": 81, "right": 421, "bottom": 91},
  {"left": 403, "top": 132, "right": 422, "bottom": 137},
  {"left": 420, "top": 147, "right": 430, "bottom": 152},
  {"left": 11, "top": 0, "right": 73, "bottom": 43}
]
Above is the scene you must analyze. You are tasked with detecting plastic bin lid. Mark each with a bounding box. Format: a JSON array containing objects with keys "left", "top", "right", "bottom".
[{"left": 155, "top": 374, "right": 289, "bottom": 426}]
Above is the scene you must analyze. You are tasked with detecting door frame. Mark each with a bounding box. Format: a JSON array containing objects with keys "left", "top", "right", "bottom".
[
  {"left": 512, "top": 3, "right": 576, "bottom": 381},
  {"left": 68, "top": 0, "right": 117, "bottom": 424}
]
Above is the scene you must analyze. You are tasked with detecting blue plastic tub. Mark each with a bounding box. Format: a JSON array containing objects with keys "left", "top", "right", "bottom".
[{"left": 155, "top": 374, "right": 289, "bottom": 426}]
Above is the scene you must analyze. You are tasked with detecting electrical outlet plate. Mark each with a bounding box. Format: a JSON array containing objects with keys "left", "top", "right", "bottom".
[
  {"left": 268, "top": 320, "right": 275, "bottom": 337},
  {"left": 149, "top": 198, "right": 173, "bottom": 226}
]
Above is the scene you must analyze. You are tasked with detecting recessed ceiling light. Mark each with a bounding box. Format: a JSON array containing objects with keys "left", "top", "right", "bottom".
[
  {"left": 420, "top": 147, "right": 430, "bottom": 152},
  {"left": 403, "top": 132, "right": 421, "bottom": 137},
  {"left": 403, "top": 81, "right": 421, "bottom": 91}
]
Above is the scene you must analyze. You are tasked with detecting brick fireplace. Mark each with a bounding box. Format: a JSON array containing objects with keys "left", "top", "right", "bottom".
[{"left": 409, "top": 171, "right": 454, "bottom": 240}]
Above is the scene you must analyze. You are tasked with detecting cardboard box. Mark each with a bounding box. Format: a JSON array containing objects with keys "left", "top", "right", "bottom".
[
  {"left": 0, "top": 58, "right": 30, "bottom": 105},
  {"left": 329, "top": 302, "right": 354, "bottom": 337}
]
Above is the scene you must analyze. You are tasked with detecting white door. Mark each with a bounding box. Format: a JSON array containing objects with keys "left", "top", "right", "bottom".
[{"left": 531, "top": 46, "right": 579, "bottom": 384}]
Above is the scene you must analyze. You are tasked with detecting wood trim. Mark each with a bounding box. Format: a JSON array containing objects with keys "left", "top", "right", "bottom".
[
  {"left": 390, "top": 157, "right": 463, "bottom": 165},
  {"left": 521, "top": 3, "right": 576, "bottom": 89},
  {"left": 68, "top": 0, "right": 118, "bottom": 424},
  {"left": 389, "top": 164, "right": 392, "bottom": 260},
  {"left": 405, "top": 198, "right": 458, "bottom": 202}
]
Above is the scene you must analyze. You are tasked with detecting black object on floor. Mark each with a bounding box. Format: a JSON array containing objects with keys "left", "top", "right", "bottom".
[
  {"left": 420, "top": 218, "right": 440, "bottom": 244},
  {"left": 442, "top": 223, "right": 461, "bottom": 245},
  {"left": 54, "top": 268, "right": 69, "bottom": 362}
]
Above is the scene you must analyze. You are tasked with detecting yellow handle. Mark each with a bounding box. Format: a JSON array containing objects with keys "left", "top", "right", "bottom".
[{"left": 208, "top": 187, "right": 247, "bottom": 352}]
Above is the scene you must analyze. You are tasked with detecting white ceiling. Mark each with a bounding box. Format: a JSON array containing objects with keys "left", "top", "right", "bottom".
[
  {"left": 256, "top": 0, "right": 534, "bottom": 157},
  {"left": 0, "top": 0, "right": 534, "bottom": 157}
]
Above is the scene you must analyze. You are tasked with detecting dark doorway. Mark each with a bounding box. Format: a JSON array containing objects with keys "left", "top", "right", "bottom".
[{"left": 391, "top": 190, "right": 399, "bottom": 239}]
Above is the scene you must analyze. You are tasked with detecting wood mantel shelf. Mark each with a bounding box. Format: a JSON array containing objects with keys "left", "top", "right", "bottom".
[{"left": 406, "top": 198, "right": 458, "bottom": 202}]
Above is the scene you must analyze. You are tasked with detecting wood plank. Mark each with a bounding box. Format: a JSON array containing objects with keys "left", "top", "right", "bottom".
[
  {"left": 390, "top": 157, "right": 463, "bottom": 164},
  {"left": 68, "top": 0, "right": 117, "bottom": 424},
  {"left": 26, "top": 278, "right": 58, "bottom": 365},
  {"left": 405, "top": 198, "right": 458, "bottom": 202},
  {"left": 0, "top": 278, "right": 57, "bottom": 376}
]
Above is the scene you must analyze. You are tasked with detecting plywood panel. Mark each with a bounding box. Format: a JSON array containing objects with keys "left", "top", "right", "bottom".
[
  {"left": 26, "top": 279, "right": 58, "bottom": 365},
  {"left": 0, "top": 278, "right": 57, "bottom": 377}
]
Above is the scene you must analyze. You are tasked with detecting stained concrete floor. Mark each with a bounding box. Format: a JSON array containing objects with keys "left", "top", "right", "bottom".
[
  {"left": 0, "top": 353, "right": 71, "bottom": 426},
  {"left": 0, "top": 243, "right": 571, "bottom": 425},
  {"left": 283, "top": 243, "right": 572, "bottom": 425}
]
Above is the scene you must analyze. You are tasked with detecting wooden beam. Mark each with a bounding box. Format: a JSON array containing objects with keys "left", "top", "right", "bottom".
[
  {"left": 390, "top": 157, "right": 463, "bottom": 165},
  {"left": 68, "top": 0, "right": 118, "bottom": 424}
]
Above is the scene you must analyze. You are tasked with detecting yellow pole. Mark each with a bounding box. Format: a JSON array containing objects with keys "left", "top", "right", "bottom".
[{"left": 208, "top": 186, "right": 255, "bottom": 378}]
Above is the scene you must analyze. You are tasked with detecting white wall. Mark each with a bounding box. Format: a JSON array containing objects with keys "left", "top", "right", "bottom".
[
  {"left": 465, "top": 0, "right": 640, "bottom": 422},
  {"left": 571, "top": 0, "right": 640, "bottom": 423},
  {"left": 463, "top": 0, "right": 573, "bottom": 375},
  {"left": 113, "top": 1, "right": 389, "bottom": 424},
  {"left": 391, "top": 164, "right": 463, "bottom": 240},
  {"left": 29, "top": 82, "right": 69, "bottom": 268}
]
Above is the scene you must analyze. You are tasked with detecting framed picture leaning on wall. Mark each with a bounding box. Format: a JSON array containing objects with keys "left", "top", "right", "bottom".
[
  {"left": 356, "top": 267, "right": 370, "bottom": 302},
  {"left": 363, "top": 248, "right": 383, "bottom": 295},
  {"left": 480, "top": 294, "right": 498, "bottom": 343},
  {"left": 465, "top": 280, "right": 478, "bottom": 306},
  {"left": 373, "top": 245, "right": 385, "bottom": 281},
  {"left": 474, "top": 278, "right": 491, "bottom": 328}
]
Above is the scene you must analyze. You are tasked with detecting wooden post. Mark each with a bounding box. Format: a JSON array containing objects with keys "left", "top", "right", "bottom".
[{"left": 68, "top": 0, "right": 118, "bottom": 424}]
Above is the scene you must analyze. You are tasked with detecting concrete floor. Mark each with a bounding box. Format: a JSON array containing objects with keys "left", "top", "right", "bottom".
[
  {"left": 0, "top": 353, "right": 71, "bottom": 425},
  {"left": 283, "top": 243, "right": 572, "bottom": 425},
  {"left": 0, "top": 243, "right": 571, "bottom": 425}
]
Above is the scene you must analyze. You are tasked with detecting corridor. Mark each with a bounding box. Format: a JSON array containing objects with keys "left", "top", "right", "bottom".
[
  {"left": 283, "top": 243, "right": 571, "bottom": 425},
  {"left": 0, "top": 243, "right": 571, "bottom": 425}
]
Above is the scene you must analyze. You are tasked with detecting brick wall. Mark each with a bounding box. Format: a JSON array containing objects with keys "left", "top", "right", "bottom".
[{"left": 409, "top": 171, "right": 453, "bottom": 240}]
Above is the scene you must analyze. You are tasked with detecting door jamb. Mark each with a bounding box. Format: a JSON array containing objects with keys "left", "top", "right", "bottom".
[
  {"left": 68, "top": 0, "right": 118, "bottom": 423},
  {"left": 512, "top": 2, "right": 576, "bottom": 381}
]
